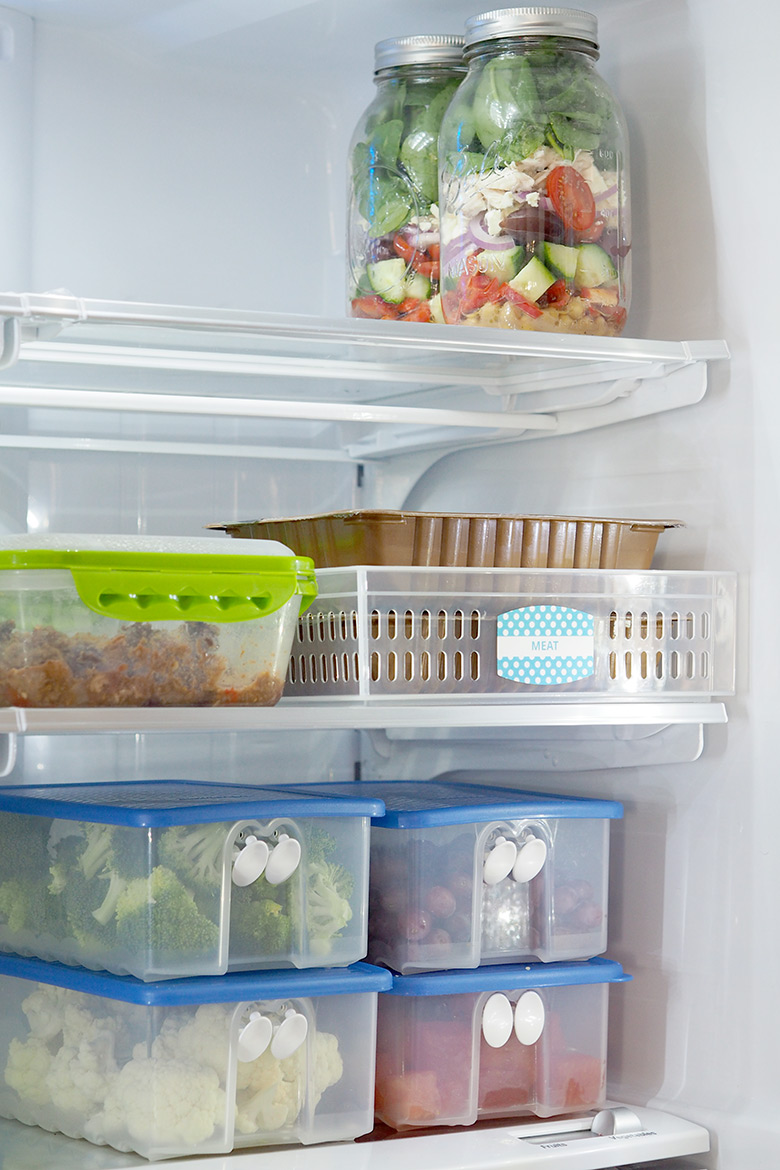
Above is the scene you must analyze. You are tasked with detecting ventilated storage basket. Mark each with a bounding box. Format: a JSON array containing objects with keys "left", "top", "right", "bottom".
[
  {"left": 286, "top": 567, "right": 736, "bottom": 700},
  {"left": 0, "top": 534, "right": 316, "bottom": 708},
  {"left": 0, "top": 780, "right": 381, "bottom": 980},
  {"left": 0, "top": 954, "right": 391, "bottom": 1160},
  {"left": 374, "top": 958, "right": 629, "bottom": 1130}
]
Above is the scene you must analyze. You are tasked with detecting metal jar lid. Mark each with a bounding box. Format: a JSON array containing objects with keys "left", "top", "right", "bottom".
[
  {"left": 374, "top": 34, "right": 466, "bottom": 73},
  {"left": 464, "top": 7, "right": 598, "bottom": 50}
]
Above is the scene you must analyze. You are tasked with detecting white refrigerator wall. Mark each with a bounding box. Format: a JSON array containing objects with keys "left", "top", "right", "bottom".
[{"left": 0, "top": 1, "right": 778, "bottom": 1168}]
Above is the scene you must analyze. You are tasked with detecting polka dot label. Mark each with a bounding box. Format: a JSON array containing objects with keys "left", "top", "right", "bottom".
[{"left": 497, "top": 605, "right": 595, "bottom": 686}]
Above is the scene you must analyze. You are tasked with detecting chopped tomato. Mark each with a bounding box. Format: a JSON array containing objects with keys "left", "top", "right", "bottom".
[
  {"left": 351, "top": 294, "right": 399, "bottom": 320},
  {"left": 546, "top": 165, "right": 596, "bottom": 232},
  {"left": 456, "top": 268, "right": 504, "bottom": 316},
  {"left": 392, "top": 234, "right": 439, "bottom": 279},
  {"left": 538, "top": 278, "right": 571, "bottom": 309},
  {"left": 576, "top": 217, "right": 605, "bottom": 243},
  {"left": 399, "top": 300, "right": 433, "bottom": 323},
  {"left": 499, "top": 283, "right": 544, "bottom": 318},
  {"left": 427, "top": 242, "right": 440, "bottom": 260},
  {"left": 375, "top": 1070, "right": 443, "bottom": 1124}
]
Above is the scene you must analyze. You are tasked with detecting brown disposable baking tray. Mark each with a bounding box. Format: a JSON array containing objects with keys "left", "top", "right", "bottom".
[{"left": 211, "top": 511, "right": 681, "bottom": 570}]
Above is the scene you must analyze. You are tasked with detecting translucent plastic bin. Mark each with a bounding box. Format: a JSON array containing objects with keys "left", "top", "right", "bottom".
[
  {"left": 0, "top": 953, "right": 391, "bottom": 1161},
  {"left": 280, "top": 780, "right": 620, "bottom": 973},
  {"left": 0, "top": 780, "right": 382, "bottom": 980},
  {"left": 374, "top": 958, "right": 629, "bottom": 1130},
  {"left": 0, "top": 534, "right": 316, "bottom": 708},
  {"left": 286, "top": 566, "right": 737, "bottom": 700}
]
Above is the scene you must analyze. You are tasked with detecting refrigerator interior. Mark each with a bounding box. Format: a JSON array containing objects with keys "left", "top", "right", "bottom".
[{"left": 0, "top": 0, "right": 776, "bottom": 1167}]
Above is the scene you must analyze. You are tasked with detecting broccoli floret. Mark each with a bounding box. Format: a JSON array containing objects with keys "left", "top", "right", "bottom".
[
  {"left": 78, "top": 823, "right": 116, "bottom": 881},
  {"left": 157, "top": 823, "right": 230, "bottom": 896},
  {"left": 230, "top": 884, "right": 292, "bottom": 955},
  {"left": 0, "top": 812, "right": 54, "bottom": 884},
  {"left": 0, "top": 879, "right": 38, "bottom": 932},
  {"left": 305, "top": 826, "right": 338, "bottom": 868},
  {"left": 115, "top": 866, "right": 220, "bottom": 956},
  {"left": 59, "top": 868, "right": 122, "bottom": 948},
  {"left": 306, "top": 860, "right": 354, "bottom": 956}
]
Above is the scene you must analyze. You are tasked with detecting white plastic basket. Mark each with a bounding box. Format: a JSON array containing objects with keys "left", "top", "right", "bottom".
[{"left": 285, "top": 567, "right": 736, "bottom": 701}]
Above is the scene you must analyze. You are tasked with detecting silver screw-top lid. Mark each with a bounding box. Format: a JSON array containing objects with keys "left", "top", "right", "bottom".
[
  {"left": 464, "top": 8, "right": 598, "bottom": 50},
  {"left": 374, "top": 34, "right": 466, "bottom": 73}
]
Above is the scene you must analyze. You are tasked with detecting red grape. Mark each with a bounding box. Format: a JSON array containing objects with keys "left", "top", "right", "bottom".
[{"left": 424, "top": 885, "right": 457, "bottom": 919}]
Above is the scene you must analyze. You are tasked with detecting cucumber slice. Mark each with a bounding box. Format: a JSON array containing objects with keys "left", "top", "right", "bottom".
[
  {"left": 508, "top": 255, "right": 556, "bottom": 302},
  {"left": 404, "top": 271, "right": 432, "bottom": 301},
  {"left": 476, "top": 245, "right": 525, "bottom": 282},
  {"left": 367, "top": 257, "right": 408, "bottom": 304},
  {"left": 543, "top": 242, "right": 579, "bottom": 280},
  {"left": 574, "top": 243, "right": 618, "bottom": 289}
]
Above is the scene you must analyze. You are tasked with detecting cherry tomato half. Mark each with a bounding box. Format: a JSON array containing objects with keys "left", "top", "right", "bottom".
[{"left": 546, "top": 166, "right": 596, "bottom": 233}]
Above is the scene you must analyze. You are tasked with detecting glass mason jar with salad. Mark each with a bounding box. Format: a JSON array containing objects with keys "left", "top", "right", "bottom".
[
  {"left": 347, "top": 35, "right": 466, "bottom": 323},
  {"left": 439, "top": 7, "right": 630, "bottom": 334}
]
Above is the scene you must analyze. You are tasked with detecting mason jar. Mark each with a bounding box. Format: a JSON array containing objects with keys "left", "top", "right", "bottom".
[
  {"left": 439, "top": 8, "right": 630, "bottom": 335},
  {"left": 347, "top": 35, "right": 465, "bottom": 323}
]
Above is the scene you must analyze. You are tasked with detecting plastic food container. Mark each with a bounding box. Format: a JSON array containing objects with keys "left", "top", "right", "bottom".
[
  {"left": 283, "top": 566, "right": 737, "bottom": 701},
  {"left": 0, "top": 953, "right": 391, "bottom": 1160},
  {"left": 0, "top": 534, "right": 317, "bottom": 708},
  {"left": 0, "top": 779, "right": 382, "bottom": 980},
  {"left": 280, "top": 780, "right": 620, "bottom": 972},
  {"left": 374, "top": 958, "right": 629, "bottom": 1130},
  {"left": 214, "top": 512, "right": 679, "bottom": 569}
]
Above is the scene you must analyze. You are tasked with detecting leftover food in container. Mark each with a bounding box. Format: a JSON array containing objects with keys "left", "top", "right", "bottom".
[
  {"left": 0, "top": 953, "right": 391, "bottom": 1160},
  {"left": 0, "top": 779, "right": 381, "bottom": 980},
  {"left": 0, "top": 534, "right": 316, "bottom": 708},
  {"left": 374, "top": 957, "right": 629, "bottom": 1129}
]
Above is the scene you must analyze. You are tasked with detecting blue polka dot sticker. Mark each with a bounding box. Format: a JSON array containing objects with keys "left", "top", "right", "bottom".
[{"left": 497, "top": 605, "right": 595, "bottom": 686}]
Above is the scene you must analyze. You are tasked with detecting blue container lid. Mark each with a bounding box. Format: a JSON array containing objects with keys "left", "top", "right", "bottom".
[
  {"left": 0, "top": 953, "right": 392, "bottom": 1004},
  {"left": 0, "top": 779, "right": 384, "bottom": 827},
  {"left": 384, "top": 957, "right": 630, "bottom": 996},
  {"left": 274, "top": 780, "right": 621, "bottom": 829}
]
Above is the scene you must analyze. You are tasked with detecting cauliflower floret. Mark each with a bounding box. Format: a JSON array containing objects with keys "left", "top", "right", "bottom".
[
  {"left": 20, "top": 985, "right": 80, "bottom": 1042},
  {"left": 150, "top": 1003, "right": 233, "bottom": 1083},
  {"left": 85, "top": 1056, "right": 226, "bottom": 1151},
  {"left": 235, "top": 1046, "right": 301, "bottom": 1134},
  {"left": 45, "top": 1021, "right": 119, "bottom": 1115},
  {"left": 311, "top": 1030, "right": 343, "bottom": 1108},
  {"left": 4, "top": 1037, "right": 53, "bottom": 1106}
]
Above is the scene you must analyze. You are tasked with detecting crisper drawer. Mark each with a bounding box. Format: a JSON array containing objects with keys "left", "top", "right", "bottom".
[
  {"left": 0, "top": 955, "right": 391, "bottom": 1161},
  {"left": 375, "top": 958, "right": 630, "bottom": 1130},
  {"left": 286, "top": 567, "right": 736, "bottom": 700},
  {"left": 0, "top": 780, "right": 381, "bottom": 981}
]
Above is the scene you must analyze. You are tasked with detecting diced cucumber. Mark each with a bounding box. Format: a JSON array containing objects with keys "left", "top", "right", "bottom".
[
  {"left": 508, "top": 255, "right": 556, "bottom": 302},
  {"left": 404, "top": 271, "right": 432, "bottom": 301},
  {"left": 367, "top": 257, "right": 408, "bottom": 304},
  {"left": 543, "top": 242, "right": 579, "bottom": 280},
  {"left": 429, "top": 294, "right": 446, "bottom": 324},
  {"left": 574, "top": 243, "right": 618, "bottom": 289},
  {"left": 476, "top": 245, "right": 525, "bottom": 282}
]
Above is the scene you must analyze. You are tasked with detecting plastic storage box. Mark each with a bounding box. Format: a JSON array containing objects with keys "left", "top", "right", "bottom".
[
  {"left": 0, "top": 953, "right": 391, "bottom": 1160},
  {"left": 374, "top": 958, "right": 629, "bottom": 1130},
  {"left": 285, "top": 566, "right": 737, "bottom": 700},
  {"left": 0, "top": 534, "right": 317, "bottom": 708},
  {"left": 214, "top": 511, "right": 679, "bottom": 569},
  {"left": 286, "top": 780, "right": 619, "bottom": 973},
  {"left": 0, "top": 779, "right": 382, "bottom": 980}
]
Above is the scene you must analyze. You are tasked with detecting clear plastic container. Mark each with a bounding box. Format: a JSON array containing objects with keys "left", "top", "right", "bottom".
[
  {"left": 439, "top": 7, "right": 630, "bottom": 335},
  {"left": 279, "top": 780, "right": 620, "bottom": 973},
  {"left": 0, "top": 780, "right": 382, "bottom": 980},
  {"left": 374, "top": 958, "right": 629, "bottom": 1129},
  {"left": 286, "top": 567, "right": 737, "bottom": 701},
  {"left": 347, "top": 35, "right": 465, "bottom": 323},
  {"left": 0, "top": 534, "right": 316, "bottom": 708},
  {"left": 0, "top": 954, "right": 391, "bottom": 1160}
]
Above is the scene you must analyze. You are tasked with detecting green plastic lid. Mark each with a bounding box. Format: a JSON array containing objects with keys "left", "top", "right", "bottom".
[{"left": 0, "top": 534, "right": 317, "bottom": 624}]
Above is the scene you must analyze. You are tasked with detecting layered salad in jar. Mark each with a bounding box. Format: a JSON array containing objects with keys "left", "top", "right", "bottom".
[
  {"left": 348, "top": 71, "right": 463, "bottom": 324},
  {"left": 439, "top": 47, "right": 630, "bottom": 335}
]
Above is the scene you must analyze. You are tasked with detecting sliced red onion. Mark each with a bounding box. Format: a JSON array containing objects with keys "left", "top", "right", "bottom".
[
  {"left": 594, "top": 183, "right": 618, "bottom": 203},
  {"left": 467, "top": 216, "right": 515, "bottom": 251},
  {"left": 401, "top": 226, "right": 441, "bottom": 250}
]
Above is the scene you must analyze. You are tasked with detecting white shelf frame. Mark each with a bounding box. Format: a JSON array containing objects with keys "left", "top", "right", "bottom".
[{"left": 0, "top": 293, "right": 729, "bottom": 461}]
